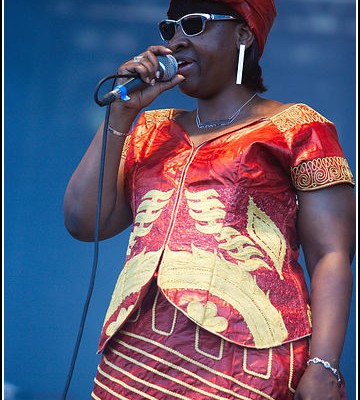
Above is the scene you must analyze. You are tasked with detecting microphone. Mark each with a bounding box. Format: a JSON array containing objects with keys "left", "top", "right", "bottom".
[{"left": 99, "top": 54, "right": 178, "bottom": 106}]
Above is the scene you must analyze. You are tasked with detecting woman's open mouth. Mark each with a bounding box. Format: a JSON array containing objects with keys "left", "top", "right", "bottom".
[{"left": 177, "top": 59, "right": 194, "bottom": 75}]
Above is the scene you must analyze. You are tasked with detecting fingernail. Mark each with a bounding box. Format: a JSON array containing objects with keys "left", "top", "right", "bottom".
[
  {"left": 155, "top": 71, "right": 160, "bottom": 79},
  {"left": 145, "top": 77, "right": 150, "bottom": 84},
  {"left": 150, "top": 79, "right": 155, "bottom": 86}
]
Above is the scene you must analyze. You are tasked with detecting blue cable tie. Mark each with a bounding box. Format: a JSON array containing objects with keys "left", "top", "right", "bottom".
[{"left": 117, "top": 85, "right": 130, "bottom": 101}]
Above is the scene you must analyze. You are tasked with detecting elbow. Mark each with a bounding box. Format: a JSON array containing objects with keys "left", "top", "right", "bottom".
[
  {"left": 63, "top": 190, "right": 98, "bottom": 241},
  {"left": 64, "top": 212, "right": 95, "bottom": 242},
  {"left": 63, "top": 202, "right": 96, "bottom": 242}
]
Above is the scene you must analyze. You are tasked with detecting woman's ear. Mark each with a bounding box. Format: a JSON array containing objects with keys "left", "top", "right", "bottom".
[
  {"left": 235, "top": 23, "right": 254, "bottom": 49},
  {"left": 234, "top": 23, "right": 254, "bottom": 85}
]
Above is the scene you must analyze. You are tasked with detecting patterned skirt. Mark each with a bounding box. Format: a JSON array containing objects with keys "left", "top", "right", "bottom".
[{"left": 91, "top": 280, "right": 342, "bottom": 399}]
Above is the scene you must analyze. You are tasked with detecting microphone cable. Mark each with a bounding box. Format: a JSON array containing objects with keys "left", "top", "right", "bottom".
[{"left": 61, "top": 73, "right": 131, "bottom": 399}]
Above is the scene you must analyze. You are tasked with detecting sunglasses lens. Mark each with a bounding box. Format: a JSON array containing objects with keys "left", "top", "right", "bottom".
[
  {"left": 159, "top": 21, "right": 176, "bottom": 40},
  {"left": 181, "top": 15, "right": 205, "bottom": 36},
  {"left": 159, "top": 15, "right": 207, "bottom": 41}
]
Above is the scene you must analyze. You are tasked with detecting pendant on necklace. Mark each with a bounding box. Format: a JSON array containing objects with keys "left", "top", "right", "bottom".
[{"left": 196, "top": 92, "right": 257, "bottom": 129}]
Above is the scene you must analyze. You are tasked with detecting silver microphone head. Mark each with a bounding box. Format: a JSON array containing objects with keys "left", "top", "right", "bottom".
[{"left": 157, "top": 54, "right": 178, "bottom": 81}]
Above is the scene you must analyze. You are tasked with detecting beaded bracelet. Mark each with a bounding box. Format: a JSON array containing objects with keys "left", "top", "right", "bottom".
[
  {"left": 107, "top": 125, "right": 131, "bottom": 138},
  {"left": 307, "top": 357, "right": 341, "bottom": 383}
]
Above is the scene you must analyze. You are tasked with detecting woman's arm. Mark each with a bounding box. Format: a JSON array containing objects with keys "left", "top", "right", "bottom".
[
  {"left": 63, "top": 46, "right": 184, "bottom": 241},
  {"left": 63, "top": 109, "right": 135, "bottom": 241},
  {"left": 295, "top": 183, "right": 355, "bottom": 399}
]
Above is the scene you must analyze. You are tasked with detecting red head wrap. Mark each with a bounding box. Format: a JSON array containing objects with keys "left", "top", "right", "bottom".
[
  {"left": 168, "top": 0, "right": 277, "bottom": 58},
  {"left": 216, "top": 0, "right": 276, "bottom": 57}
]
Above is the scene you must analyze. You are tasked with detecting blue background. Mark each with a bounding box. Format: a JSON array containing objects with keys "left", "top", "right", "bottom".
[{"left": 4, "top": 0, "right": 357, "bottom": 399}]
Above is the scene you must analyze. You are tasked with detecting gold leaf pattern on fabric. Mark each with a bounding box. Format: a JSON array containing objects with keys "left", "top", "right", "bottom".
[
  {"left": 185, "top": 190, "right": 282, "bottom": 275},
  {"left": 103, "top": 188, "right": 174, "bottom": 334},
  {"left": 159, "top": 245, "right": 288, "bottom": 347},
  {"left": 186, "top": 189, "right": 225, "bottom": 235},
  {"left": 127, "top": 189, "right": 174, "bottom": 256},
  {"left": 106, "top": 305, "right": 135, "bottom": 336},
  {"left": 187, "top": 301, "right": 228, "bottom": 333},
  {"left": 217, "top": 226, "right": 271, "bottom": 272},
  {"left": 246, "top": 197, "right": 286, "bottom": 280},
  {"left": 103, "top": 248, "right": 163, "bottom": 327},
  {"left": 291, "top": 156, "right": 355, "bottom": 191},
  {"left": 270, "top": 104, "right": 330, "bottom": 132}
]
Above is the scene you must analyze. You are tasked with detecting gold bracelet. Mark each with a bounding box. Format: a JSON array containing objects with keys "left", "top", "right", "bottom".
[{"left": 107, "top": 125, "right": 131, "bottom": 138}]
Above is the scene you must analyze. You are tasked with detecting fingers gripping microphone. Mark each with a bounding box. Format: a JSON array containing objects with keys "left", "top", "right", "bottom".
[{"left": 99, "top": 54, "right": 178, "bottom": 106}]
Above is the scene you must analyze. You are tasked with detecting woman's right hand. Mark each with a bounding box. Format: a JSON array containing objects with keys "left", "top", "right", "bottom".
[{"left": 109, "top": 45, "right": 185, "bottom": 128}]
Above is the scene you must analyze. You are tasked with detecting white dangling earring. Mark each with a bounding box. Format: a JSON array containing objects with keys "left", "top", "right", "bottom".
[{"left": 236, "top": 44, "right": 246, "bottom": 85}]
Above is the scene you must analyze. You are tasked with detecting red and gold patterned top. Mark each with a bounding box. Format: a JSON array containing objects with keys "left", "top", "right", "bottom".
[{"left": 98, "top": 104, "right": 354, "bottom": 353}]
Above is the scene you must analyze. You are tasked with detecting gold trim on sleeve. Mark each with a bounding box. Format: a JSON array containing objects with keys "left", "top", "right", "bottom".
[
  {"left": 144, "top": 109, "right": 174, "bottom": 126},
  {"left": 291, "top": 156, "right": 354, "bottom": 191},
  {"left": 271, "top": 104, "right": 331, "bottom": 133}
]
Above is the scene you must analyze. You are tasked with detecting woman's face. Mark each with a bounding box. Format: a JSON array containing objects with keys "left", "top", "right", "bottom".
[{"left": 166, "top": 16, "right": 240, "bottom": 99}]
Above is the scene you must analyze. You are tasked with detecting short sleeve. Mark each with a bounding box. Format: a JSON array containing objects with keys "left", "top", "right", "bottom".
[
  {"left": 271, "top": 104, "right": 355, "bottom": 191},
  {"left": 121, "top": 109, "right": 174, "bottom": 161}
]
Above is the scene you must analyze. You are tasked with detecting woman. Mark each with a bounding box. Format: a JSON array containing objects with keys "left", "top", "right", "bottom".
[{"left": 64, "top": 0, "right": 355, "bottom": 399}]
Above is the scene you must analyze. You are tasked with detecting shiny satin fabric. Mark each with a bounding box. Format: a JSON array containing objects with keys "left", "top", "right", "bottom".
[
  {"left": 97, "top": 104, "right": 354, "bottom": 353},
  {"left": 92, "top": 280, "right": 311, "bottom": 399}
]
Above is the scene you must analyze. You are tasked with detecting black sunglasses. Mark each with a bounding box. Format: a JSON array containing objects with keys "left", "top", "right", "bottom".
[{"left": 158, "top": 13, "right": 237, "bottom": 41}]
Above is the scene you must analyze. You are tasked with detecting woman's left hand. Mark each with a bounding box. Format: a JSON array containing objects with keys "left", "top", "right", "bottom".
[{"left": 294, "top": 363, "right": 341, "bottom": 399}]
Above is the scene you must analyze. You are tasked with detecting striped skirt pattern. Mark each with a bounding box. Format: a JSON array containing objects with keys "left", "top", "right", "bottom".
[{"left": 92, "top": 280, "right": 312, "bottom": 399}]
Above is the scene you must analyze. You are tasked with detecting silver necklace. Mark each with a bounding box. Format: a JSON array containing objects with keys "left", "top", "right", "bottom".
[{"left": 196, "top": 92, "right": 257, "bottom": 129}]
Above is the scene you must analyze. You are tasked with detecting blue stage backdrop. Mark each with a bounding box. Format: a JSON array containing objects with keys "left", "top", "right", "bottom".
[{"left": 4, "top": 0, "right": 357, "bottom": 399}]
